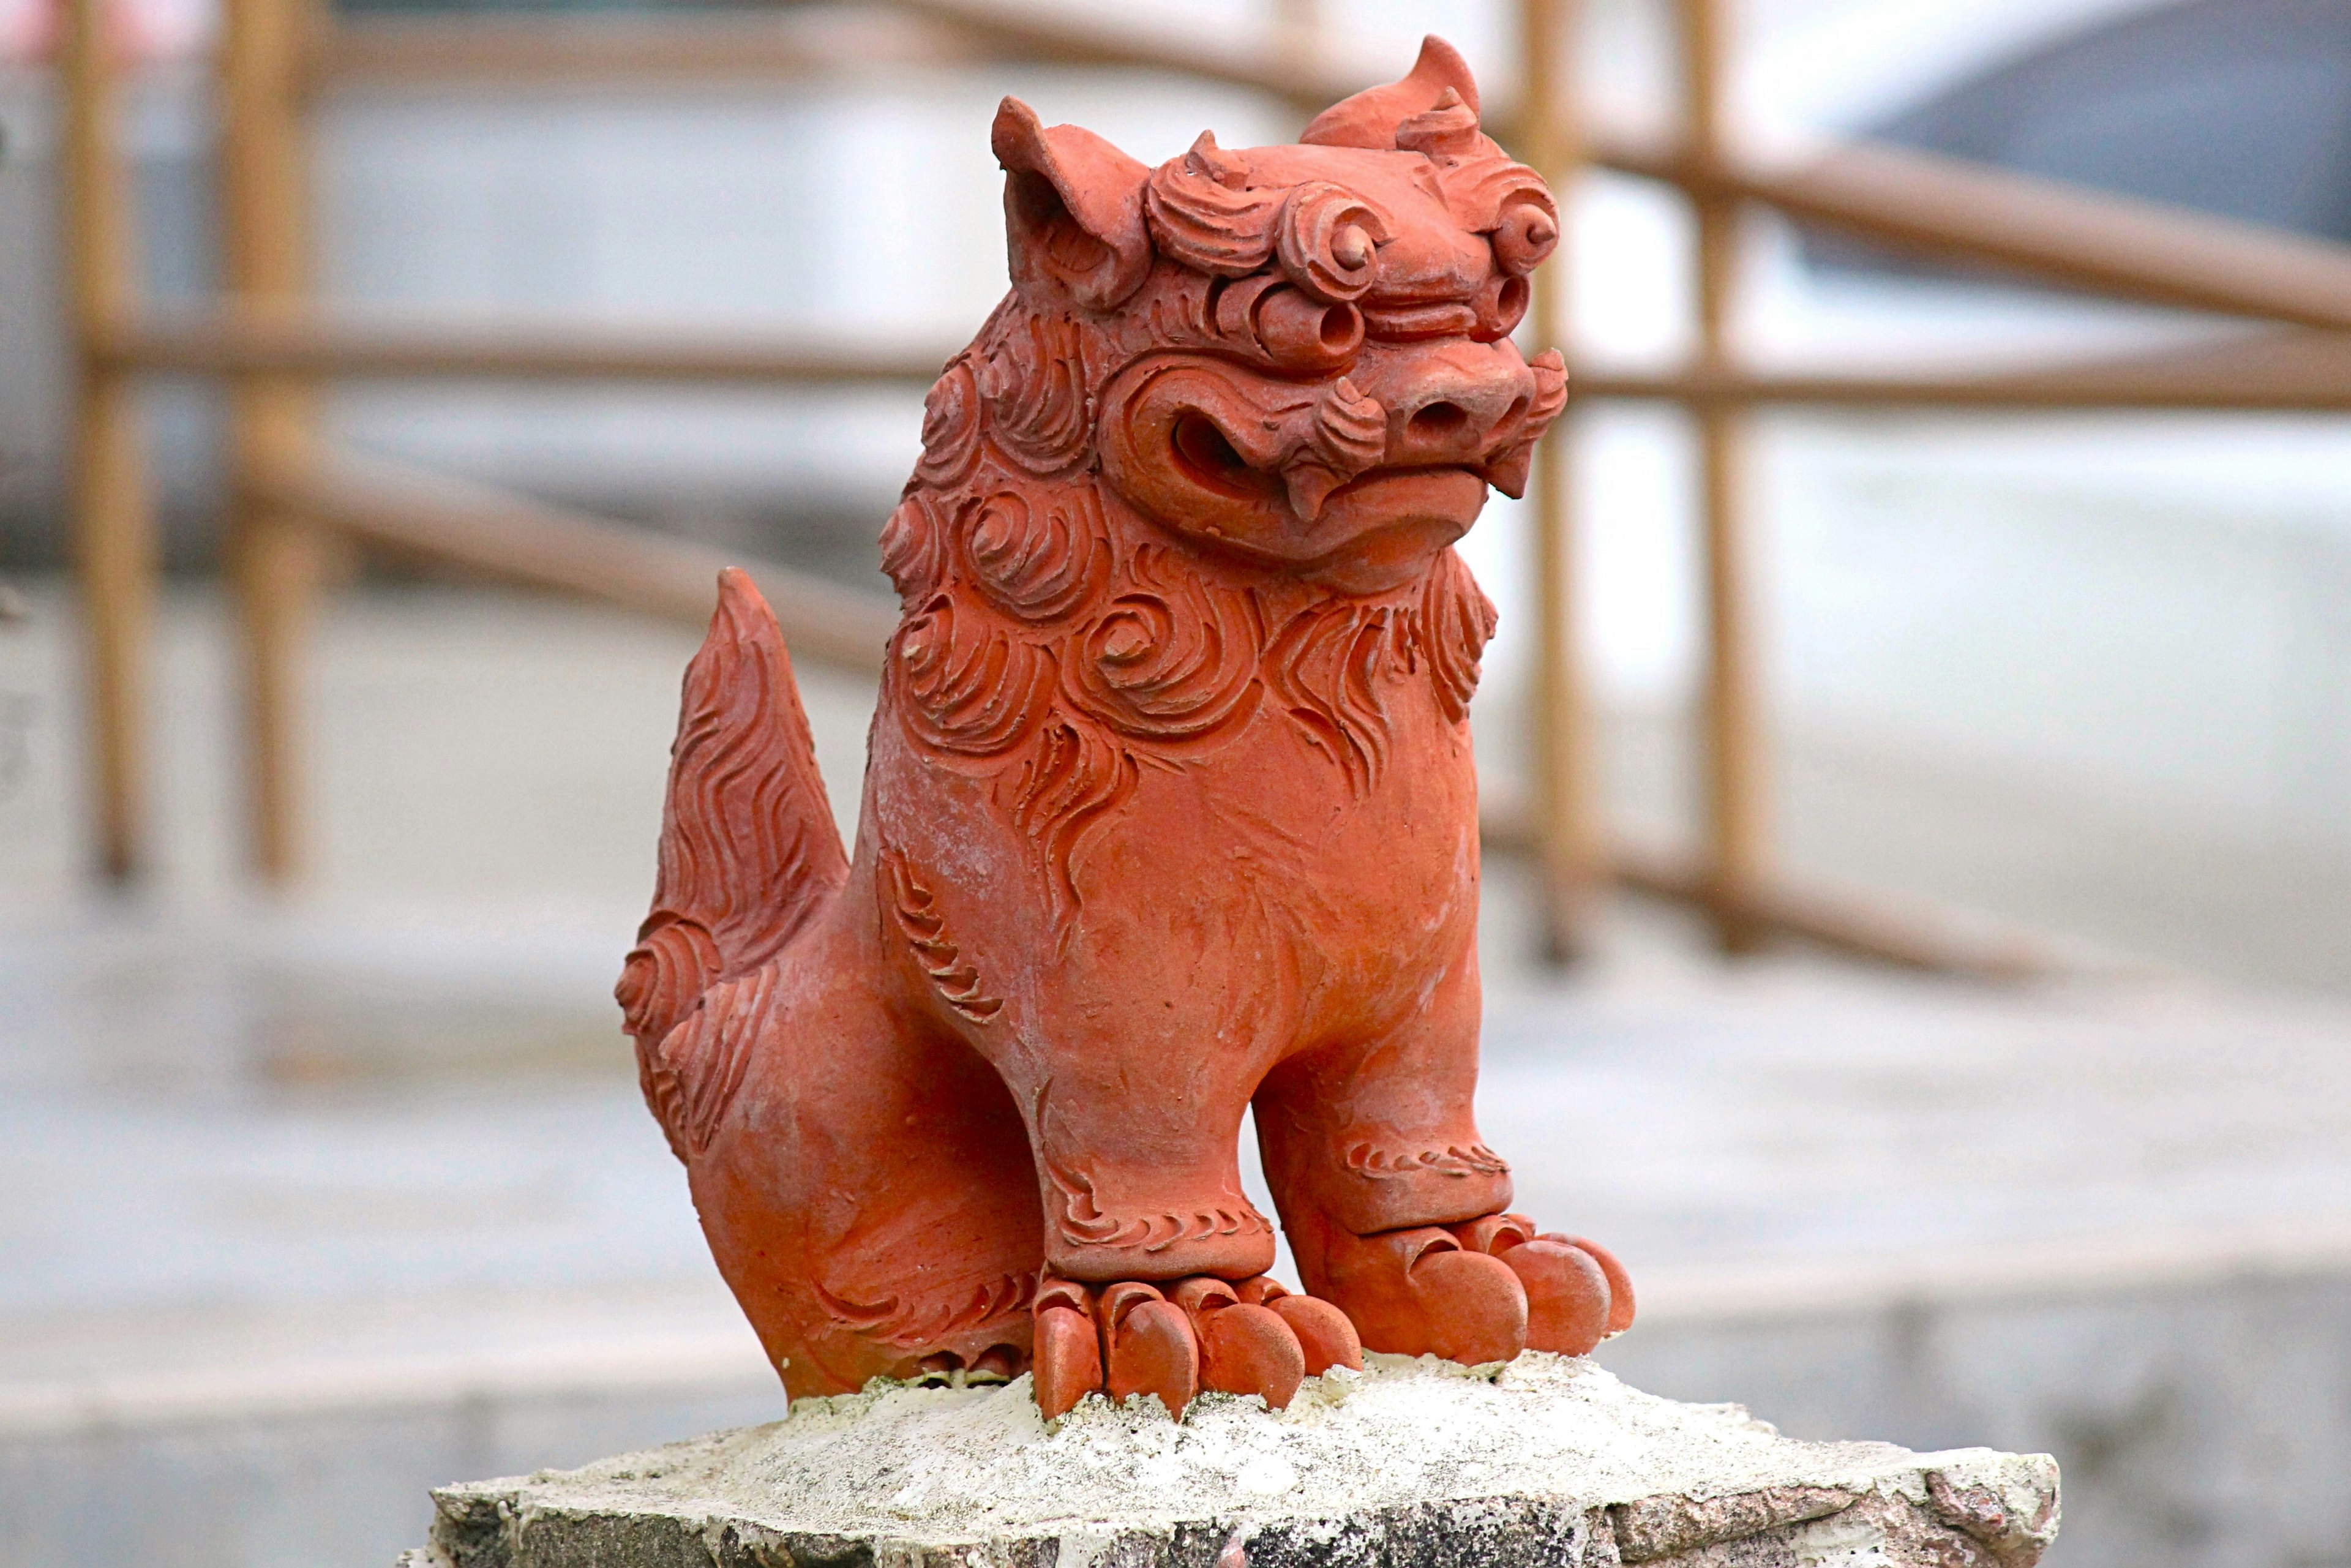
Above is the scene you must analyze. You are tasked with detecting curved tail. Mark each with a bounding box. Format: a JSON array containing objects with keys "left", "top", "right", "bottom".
[{"left": 618, "top": 570, "right": 849, "bottom": 1086}]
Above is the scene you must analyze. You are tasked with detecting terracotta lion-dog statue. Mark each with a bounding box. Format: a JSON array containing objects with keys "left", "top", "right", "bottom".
[{"left": 618, "top": 37, "right": 1633, "bottom": 1418}]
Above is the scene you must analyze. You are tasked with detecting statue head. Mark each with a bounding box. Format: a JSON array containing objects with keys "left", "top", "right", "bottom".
[
  {"left": 894, "top": 36, "right": 1563, "bottom": 603},
  {"left": 877, "top": 40, "right": 1552, "bottom": 871}
]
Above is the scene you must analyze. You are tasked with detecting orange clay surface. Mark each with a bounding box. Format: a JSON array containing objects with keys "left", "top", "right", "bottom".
[{"left": 617, "top": 38, "right": 1632, "bottom": 1417}]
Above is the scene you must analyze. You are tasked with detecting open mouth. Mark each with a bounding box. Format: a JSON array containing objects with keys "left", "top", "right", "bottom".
[
  {"left": 1167, "top": 411, "right": 1492, "bottom": 520},
  {"left": 1099, "top": 353, "right": 1547, "bottom": 592},
  {"left": 1152, "top": 406, "right": 1490, "bottom": 585},
  {"left": 1308, "top": 465, "right": 1490, "bottom": 542}
]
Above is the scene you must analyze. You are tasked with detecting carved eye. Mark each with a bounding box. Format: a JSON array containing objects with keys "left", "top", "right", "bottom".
[
  {"left": 1491, "top": 197, "right": 1560, "bottom": 277},
  {"left": 1278, "top": 182, "right": 1389, "bottom": 302}
]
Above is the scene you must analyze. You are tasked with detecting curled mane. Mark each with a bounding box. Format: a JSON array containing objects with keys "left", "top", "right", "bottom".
[{"left": 882, "top": 292, "right": 1495, "bottom": 915}]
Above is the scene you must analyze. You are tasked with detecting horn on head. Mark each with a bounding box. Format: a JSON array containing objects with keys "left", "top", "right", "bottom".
[{"left": 1301, "top": 36, "right": 1481, "bottom": 151}]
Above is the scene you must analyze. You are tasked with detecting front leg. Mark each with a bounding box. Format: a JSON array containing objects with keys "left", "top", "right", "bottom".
[
  {"left": 1254, "top": 949, "right": 1634, "bottom": 1364},
  {"left": 877, "top": 835, "right": 1362, "bottom": 1416},
  {"left": 1003, "top": 992, "right": 1368, "bottom": 1416}
]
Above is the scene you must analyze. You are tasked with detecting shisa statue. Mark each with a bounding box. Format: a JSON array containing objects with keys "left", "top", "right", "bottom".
[{"left": 617, "top": 36, "right": 1632, "bottom": 1420}]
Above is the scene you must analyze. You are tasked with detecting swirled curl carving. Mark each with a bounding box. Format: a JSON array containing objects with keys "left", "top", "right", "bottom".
[
  {"left": 617, "top": 915, "right": 719, "bottom": 1059},
  {"left": 1417, "top": 547, "right": 1499, "bottom": 724},
  {"left": 1445, "top": 154, "right": 1558, "bottom": 241},
  {"left": 958, "top": 487, "right": 1109, "bottom": 624},
  {"left": 1278, "top": 182, "right": 1391, "bottom": 303},
  {"left": 893, "top": 592, "right": 1054, "bottom": 757},
  {"left": 879, "top": 493, "right": 947, "bottom": 605},
  {"left": 1061, "top": 549, "right": 1262, "bottom": 747},
  {"left": 975, "top": 311, "right": 1093, "bottom": 475},
  {"left": 914, "top": 359, "right": 984, "bottom": 489},
  {"left": 1143, "top": 133, "right": 1284, "bottom": 278}
]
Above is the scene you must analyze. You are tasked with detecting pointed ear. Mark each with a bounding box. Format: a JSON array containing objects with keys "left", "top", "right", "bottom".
[
  {"left": 992, "top": 98, "right": 1153, "bottom": 310},
  {"left": 1302, "top": 36, "right": 1482, "bottom": 149}
]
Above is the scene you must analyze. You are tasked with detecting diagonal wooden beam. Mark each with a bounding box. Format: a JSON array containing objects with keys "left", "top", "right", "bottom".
[
  {"left": 885, "top": 0, "right": 1359, "bottom": 110},
  {"left": 316, "top": 9, "right": 967, "bottom": 85},
  {"left": 1475, "top": 793, "right": 2058, "bottom": 981},
  {"left": 94, "top": 309, "right": 955, "bottom": 386},
  {"left": 1597, "top": 132, "right": 2351, "bottom": 334},
  {"left": 249, "top": 448, "right": 899, "bottom": 673}
]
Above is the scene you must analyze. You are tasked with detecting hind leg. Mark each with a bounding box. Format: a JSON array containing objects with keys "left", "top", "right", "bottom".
[
  {"left": 670, "top": 910, "right": 1044, "bottom": 1399},
  {"left": 1254, "top": 948, "right": 1633, "bottom": 1365}
]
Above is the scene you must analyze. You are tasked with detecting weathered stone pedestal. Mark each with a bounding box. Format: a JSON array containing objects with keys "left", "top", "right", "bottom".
[{"left": 399, "top": 1354, "right": 2058, "bottom": 1568}]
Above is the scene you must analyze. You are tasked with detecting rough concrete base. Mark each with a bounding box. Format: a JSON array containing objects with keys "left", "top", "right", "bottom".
[{"left": 399, "top": 1353, "right": 2059, "bottom": 1568}]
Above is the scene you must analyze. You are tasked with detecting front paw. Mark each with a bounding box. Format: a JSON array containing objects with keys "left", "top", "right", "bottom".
[
  {"left": 1031, "top": 1273, "right": 1363, "bottom": 1418},
  {"left": 1322, "top": 1225, "right": 1530, "bottom": 1364},
  {"left": 1317, "top": 1216, "right": 1635, "bottom": 1365},
  {"left": 1449, "top": 1214, "right": 1635, "bottom": 1356}
]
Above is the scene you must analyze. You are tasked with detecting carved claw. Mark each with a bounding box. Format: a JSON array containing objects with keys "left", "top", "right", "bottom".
[
  {"left": 1034, "top": 1277, "right": 1104, "bottom": 1419},
  {"left": 1100, "top": 1281, "right": 1199, "bottom": 1412},
  {"left": 1174, "top": 1278, "right": 1303, "bottom": 1408},
  {"left": 912, "top": 1341, "right": 1029, "bottom": 1387},
  {"left": 1448, "top": 1214, "right": 1635, "bottom": 1355},
  {"left": 1031, "top": 1273, "right": 1360, "bottom": 1417},
  {"left": 1239, "top": 1275, "right": 1364, "bottom": 1377},
  {"left": 1327, "top": 1225, "right": 1529, "bottom": 1365}
]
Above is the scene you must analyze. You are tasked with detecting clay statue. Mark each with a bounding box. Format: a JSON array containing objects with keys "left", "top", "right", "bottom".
[{"left": 618, "top": 36, "right": 1633, "bottom": 1419}]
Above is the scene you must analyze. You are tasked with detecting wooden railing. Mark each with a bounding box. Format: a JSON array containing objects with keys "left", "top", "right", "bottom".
[{"left": 56, "top": 0, "right": 2351, "bottom": 972}]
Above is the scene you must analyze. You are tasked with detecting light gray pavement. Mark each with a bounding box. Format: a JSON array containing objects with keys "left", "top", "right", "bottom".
[{"left": 2, "top": 585, "right": 2349, "bottom": 1567}]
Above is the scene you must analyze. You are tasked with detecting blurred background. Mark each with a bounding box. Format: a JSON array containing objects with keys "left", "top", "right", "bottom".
[{"left": 4, "top": 0, "right": 2351, "bottom": 1563}]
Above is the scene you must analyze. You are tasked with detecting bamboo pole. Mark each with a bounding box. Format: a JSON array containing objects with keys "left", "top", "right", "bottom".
[
  {"left": 314, "top": 10, "right": 938, "bottom": 86},
  {"left": 92, "top": 310, "right": 956, "bottom": 383},
  {"left": 88, "top": 309, "right": 2351, "bottom": 409},
  {"left": 60, "top": 0, "right": 157, "bottom": 885},
  {"left": 253, "top": 449, "right": 898, "bottom": 672},
  {"left": 219, "top": 0, "right": 320, "bottom": 887},
  {"left": 1567, "top": 334, "right": 2351, "bottom": 411},
  {"left": 1722, "top": 140, "right": 2351, "bottom": 334},
  {"left": 1518, "top": 0, "right": 1606, "bottom": 961},
  {"left": 288, "top": 0, "right": 2351, "bottom": 345},
  {"left": 1474, "top": 789, "right": 2056, "bottom": 981},
  {"left": 888, "top": 0, "right": 1349, "bottom": 111},
  {"left": 1678, "top": 0, "right": 1769, "bottom": 953}
]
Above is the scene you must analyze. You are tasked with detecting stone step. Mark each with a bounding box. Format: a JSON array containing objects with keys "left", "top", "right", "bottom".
[{"left": 401, "top": 1354, "right": 2061, "bottom": 1568}]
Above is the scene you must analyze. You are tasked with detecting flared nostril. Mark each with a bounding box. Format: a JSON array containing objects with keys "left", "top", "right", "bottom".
[{"left": 1408, "top": 402, "right": 1472, "bottom": 442}]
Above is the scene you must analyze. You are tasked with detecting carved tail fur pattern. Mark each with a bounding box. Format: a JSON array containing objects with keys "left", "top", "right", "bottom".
[{"left": 618, "top": 569, "right": 847, "bottom": 1158}]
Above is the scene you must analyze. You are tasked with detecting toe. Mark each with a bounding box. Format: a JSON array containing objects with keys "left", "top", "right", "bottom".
[
  {"left": 1265, "top": 1293, "right": 1362, "bottom": 1375},
  {"left": 1551, "top": 1235, "right": 1637, "bottom": 1335},
  {"left": 1413, "top": 1247, "right": 1528, "bottom": 1365},
  {"left": 1502, "top": 1239, "right": 1611, "bottom": 1356},
  {"left": 1033, "top": 1291, "right": 1104, "bottom": 1419},
  {"left": 968, "top": 1343, "right": 1026, "bottom": 1384},
  {"left": 1101, "top": 1286, "right": 1199, "bottom": 1414},
  {"left": 1197, "top": 1301, "right": 1308, "bottom": 1408}
]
